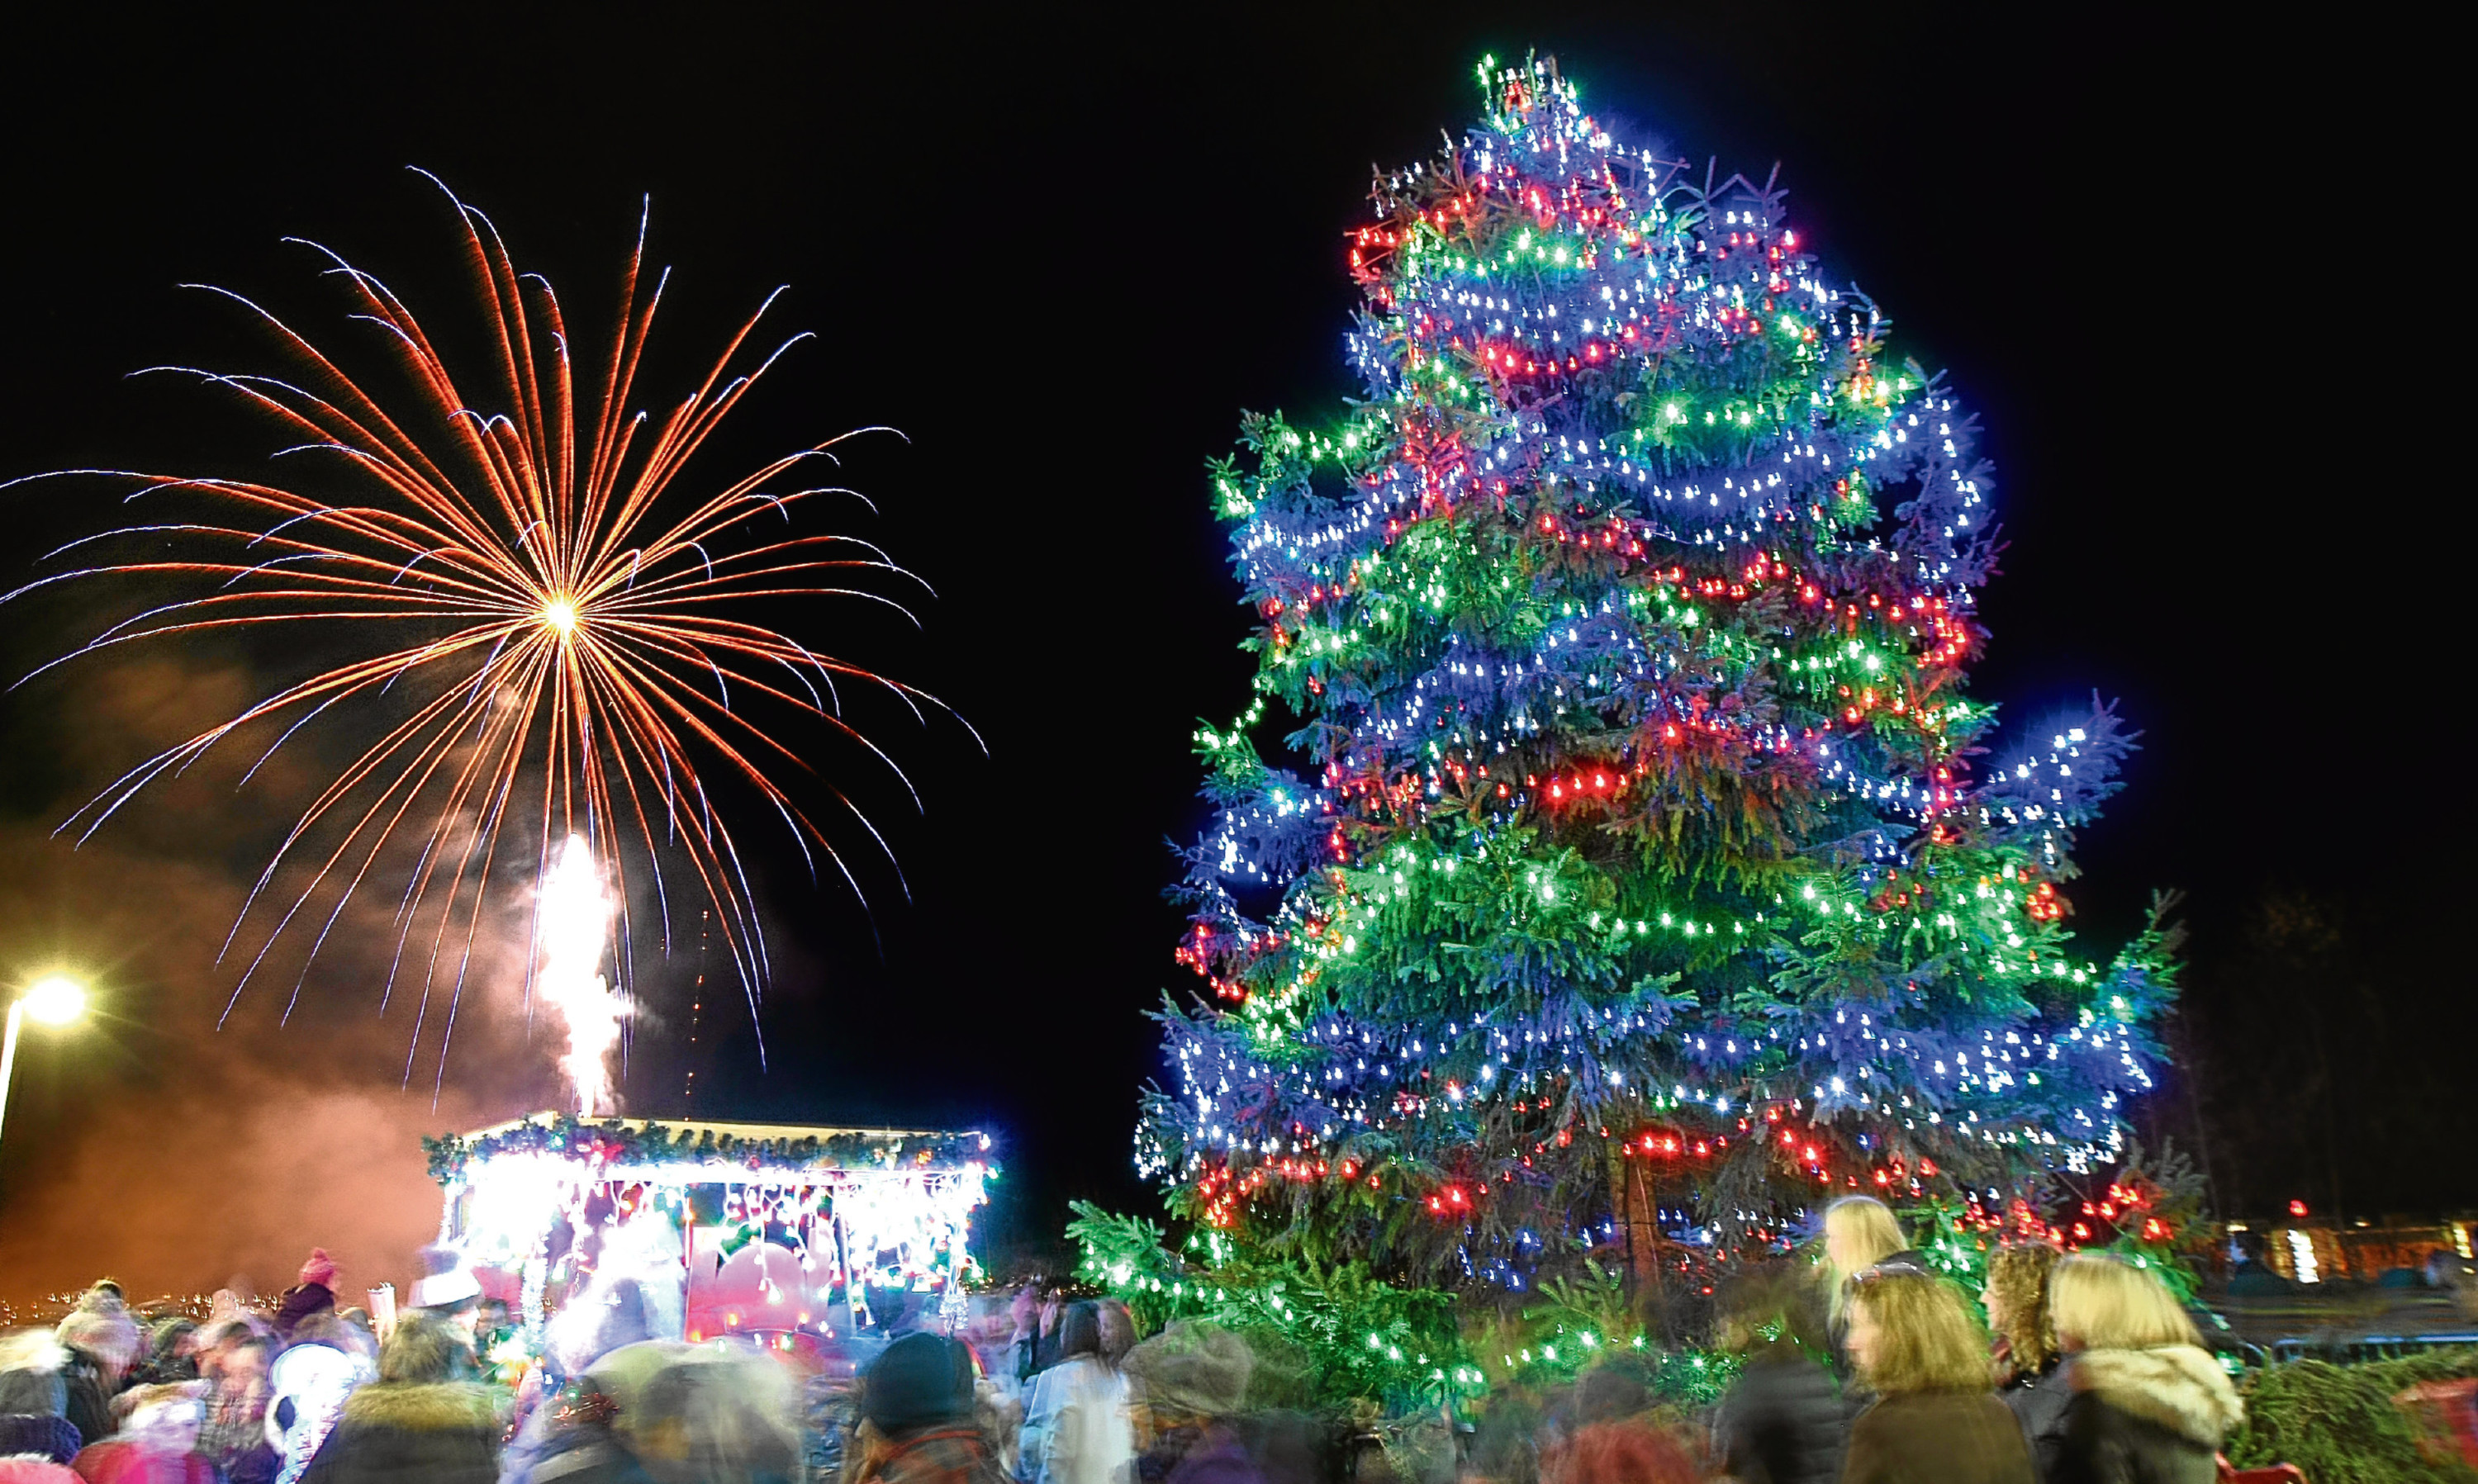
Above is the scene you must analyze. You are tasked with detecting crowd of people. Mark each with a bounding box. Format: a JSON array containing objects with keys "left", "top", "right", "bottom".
[{"left": 0, "top": 1196, "right": 2254, "bottom": 1484}]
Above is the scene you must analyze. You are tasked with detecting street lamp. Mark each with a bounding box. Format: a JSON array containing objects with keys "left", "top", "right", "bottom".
[{"left": 1, "top": 974, "right": 89, "bottom": 1150}]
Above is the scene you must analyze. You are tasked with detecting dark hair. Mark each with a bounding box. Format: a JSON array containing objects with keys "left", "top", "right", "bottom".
[{"left": 1057, "top": 1301, "right": 1103, "bottom": 1361}]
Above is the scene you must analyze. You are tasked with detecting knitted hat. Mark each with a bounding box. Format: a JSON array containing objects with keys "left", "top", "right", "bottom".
[
  {"left": 1122, "top": 1320, "right": 1252, "bottom": 1420},
  {"left": 861, "top": 1332, "right": 973, "bottom": 1433},
  {"left": 0, "top": 1412, "right": 81, "bottom": 1465},
  {"left": 297, "top": 1249, "right": 339, "bottom": 1290}
]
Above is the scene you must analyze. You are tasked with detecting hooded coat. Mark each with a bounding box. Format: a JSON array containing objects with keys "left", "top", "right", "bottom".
[
  {"left": 297, "top": 1381, "right": 497, "bottom": 1484},
  {"left": 2052, "top": 1345, "right": 2245, "bottom": 1484}
]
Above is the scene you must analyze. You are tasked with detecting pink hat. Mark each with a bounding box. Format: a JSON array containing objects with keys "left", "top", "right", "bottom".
[{"left": 298, "top": 1249, "right": 339, "bottom": 1289}]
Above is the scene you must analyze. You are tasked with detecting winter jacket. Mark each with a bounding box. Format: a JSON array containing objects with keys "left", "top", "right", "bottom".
[
  {"left": 0, "top": 1461, "right": 80, "bottom": 1484},
  {"left": 297, "top": 1380, "right": 498, "bottom": 1484},
  {"left": 1018, "top": 1358, "right": 1132, "bottom": 1484},
  {"left": 2003, "top": 1358, "right": 2072, "bottom": 1480},
  {"left": 1840, "top": 1391, "right": 2035, "bottom": 1484},
  {"left": 1711, "top": 1352, "right": 1844, "bottom": 1484},
  {"left": 2050, "top": 1345, "right": 2243, "bottom": 1484}
]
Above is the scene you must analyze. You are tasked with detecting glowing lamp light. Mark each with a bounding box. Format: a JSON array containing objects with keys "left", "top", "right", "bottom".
[
  {"left": 22, "top": 976, "right": 87, "bottom": 1025},
  {"left": 2288, "top": 1198, "right": 2309, "bottom": 1217},
  {"left": 2286, "top": 1228, "right": 2320, "bottom": 1284}
]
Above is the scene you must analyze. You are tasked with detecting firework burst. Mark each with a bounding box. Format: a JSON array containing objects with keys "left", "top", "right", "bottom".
[{"left": 3, "top": 177, "right": 971, "bottom": 1094}]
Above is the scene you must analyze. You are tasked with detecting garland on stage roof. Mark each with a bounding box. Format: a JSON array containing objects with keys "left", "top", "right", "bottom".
[
  {"left": 424, "top": 1117, "right": 987, "bottom": 1184},
  {"left": 1137, "top": 53, "right": 2180, "bottom": 1293}
]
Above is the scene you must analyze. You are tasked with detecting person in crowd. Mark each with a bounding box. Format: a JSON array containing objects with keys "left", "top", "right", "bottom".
[
  {"left": 406, "top": 1246, "right": 486, "bottom": 1348},
  {"left": 1018, "top": 1301, "right": 1132, "bottom": 1484},
  {"left": 627, "top": 1348, "right": 803, "bottom": 1484},
  {"left": 847, "top": 1332, "right": 1010, "bottom": 1484},
  {"left": 295, "top": 1312, "right": 496, "bottom": 1484},
  {"left": 1094, "top": 1301, "right": 1137, "bottom": 1369},
  {"left": 275, "top": 1254, "right": 342, "bottom": 1345},
  {"left": 205, "top": 1294, "right": 252, "bottom": 1335},
  {"left": 1822, "top": 1197, "right": 1920, "bottom": 1358},
  {"left": 196, "top": 1333, "right": 278, "bottom": 1484},
  {"left": 129, "top": 1324, "right": 197, "bottom": 1387},
  {"left": 1708, "top": 1260, "right": 1844, "bottom": 1484},
  {"left": 1983, "top": 1241, "right": 2069, "bottom": 1476},
  {"left": 1543, "top": 1416, "right": 1698, "bottom": 1484},
  {"left": 1838, "top": 1268, "right": 2034, "bottom": 1483},
  {"left": 67, "top": 1382, "right": 216, "bottom": 1483},
  {"left": 55, "top": 1289, "right": 142, "bottom": 1449},
  {"left": 503, "top": 1374, "right": 656, "bottom": 1484},
  {"left": 2045, "top": 1254, "right": 2243, "bottom": 1484},
  {"left": 264, "top": 1311, "right": 374, "bottom": 1484},
  {"left": 1, "top": 1331, "right": 84, "bottom": 1467},
  {"left": 1122, "top": 1320, "right": 1260, "bottom": 1484},
  {"left": 1031, "top": 1287, "right": 1067, "bottom": 1379}
]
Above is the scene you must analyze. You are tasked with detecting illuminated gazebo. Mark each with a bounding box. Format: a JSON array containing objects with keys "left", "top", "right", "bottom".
[{"left": 423, "top": 1113, "right": 992, "bottom": 1351}]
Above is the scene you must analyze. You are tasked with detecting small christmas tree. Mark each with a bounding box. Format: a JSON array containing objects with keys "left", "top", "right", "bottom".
[{"left": 1140, "top": 55, "right": 2177, "bottom": 1303}]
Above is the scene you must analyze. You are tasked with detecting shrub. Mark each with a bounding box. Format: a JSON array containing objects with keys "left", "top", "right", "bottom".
[{"left": 2227, "top": 1348, "right": 2478, "bottom": 1484}]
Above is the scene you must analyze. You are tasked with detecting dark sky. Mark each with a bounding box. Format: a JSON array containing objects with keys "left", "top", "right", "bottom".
[{"left": 0, "top": 7, "right": 2445, "bottom": 1303}]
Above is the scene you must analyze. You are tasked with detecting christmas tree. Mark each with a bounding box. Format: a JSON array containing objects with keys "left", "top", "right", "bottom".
[{"left": 1139, "top": 55, "right": 2177, "bottom": 1302}]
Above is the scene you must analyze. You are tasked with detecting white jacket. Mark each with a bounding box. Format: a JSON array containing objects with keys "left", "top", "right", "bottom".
[{"left": 1018, "top": 1355, "right": 1132, "bottom": 1484}]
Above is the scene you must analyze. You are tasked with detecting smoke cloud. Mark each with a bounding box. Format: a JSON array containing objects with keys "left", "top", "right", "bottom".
[{"left": 0, "top": 655, "right": 579, "bottom": 1308}]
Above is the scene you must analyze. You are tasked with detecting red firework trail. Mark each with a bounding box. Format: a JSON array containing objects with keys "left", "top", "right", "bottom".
[{"left": 2, "top": 176, "right": 974, "bottom": 1092}]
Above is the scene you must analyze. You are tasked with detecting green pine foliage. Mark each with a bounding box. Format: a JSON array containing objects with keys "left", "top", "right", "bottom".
[
  {"left": 2228, "top": 1349, "right": 2478, "bottom": 1484},
  {"left": 1146, "top": 52, "right": 2178, "bottom": 1297},
  {"left": 1066, "top": 1202, "right": 1473, "bottom": 1411}
]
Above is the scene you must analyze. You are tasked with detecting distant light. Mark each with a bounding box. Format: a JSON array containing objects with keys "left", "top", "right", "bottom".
[
  {"left": 2286, "top": 1229, "right": 2319, "bottom": 1285},
  {"left": 22, "top": 976, "right": 87, "bottom": 1026}
]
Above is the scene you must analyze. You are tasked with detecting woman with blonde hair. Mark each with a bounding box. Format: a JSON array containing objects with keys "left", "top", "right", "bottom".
[
  {"left": 2046, "top": 1254, "right": 2242, "bottom": 1483},
  {"left": 1983, "top": 1241, "right": 2070, "bottom": 1474},
  {"left": 1822, "top": 1195, "right": 1923, "bottom": 1372},
  {"left": 1840, "top": 1269, "right": 2034, "bottom": 1482},
  {"left": 1825, "top": 1197, "right": 1920, "bottom": 1306}
]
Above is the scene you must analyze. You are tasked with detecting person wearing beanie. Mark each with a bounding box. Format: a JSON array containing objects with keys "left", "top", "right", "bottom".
[
  {"left": 1120, "top": 1322, "right": 1260, "bottom": 1484},
  {"left": 848, "top": 1334, "right": 1007, "bottom": 1484},
  {"left": 272, "top": 1252, "right": 342, "bottom": 1346},
  {"left": 0, "top": 1332, "right": 83, "bottom": 1468}
]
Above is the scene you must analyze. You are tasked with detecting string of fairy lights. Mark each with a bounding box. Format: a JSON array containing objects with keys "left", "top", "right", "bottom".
[{"left": 1140, "top": 55, "right": 2174, "bottom": 1284}]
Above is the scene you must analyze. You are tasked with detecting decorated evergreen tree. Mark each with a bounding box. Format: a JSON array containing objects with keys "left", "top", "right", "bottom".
[{"left": 1139, "top": 55, "right": 2177, "bottom": 1303}]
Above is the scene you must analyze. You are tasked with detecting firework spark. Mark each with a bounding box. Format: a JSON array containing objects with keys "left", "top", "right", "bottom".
[
  {"left": 537, "top": 835, "right": 622, "bottom": 1114},
  {"left": 2, "top": 177, "right": 970, "bottom": 1094}
]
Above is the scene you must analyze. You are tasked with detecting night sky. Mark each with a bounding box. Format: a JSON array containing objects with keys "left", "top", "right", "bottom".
[{"left": 0, "top": 7, "right": 2445, "bottom": 1303}]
